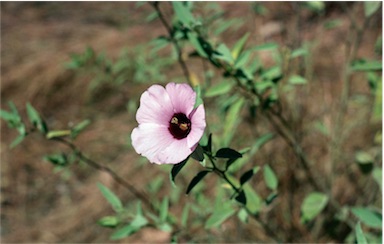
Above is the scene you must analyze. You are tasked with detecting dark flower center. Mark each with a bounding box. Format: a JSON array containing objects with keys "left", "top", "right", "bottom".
[{"left": 168, "top": 113, "right": 191, "bottom": 139}]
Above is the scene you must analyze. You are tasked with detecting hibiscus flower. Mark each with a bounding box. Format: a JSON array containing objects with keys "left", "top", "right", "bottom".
[{"left": 131, "top": 83, "right": 206, "bottom": 164}]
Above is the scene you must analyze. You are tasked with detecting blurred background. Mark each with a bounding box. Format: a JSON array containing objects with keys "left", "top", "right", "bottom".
[{"left": 1, "top": 2, "right": 382, "bottom": 243}]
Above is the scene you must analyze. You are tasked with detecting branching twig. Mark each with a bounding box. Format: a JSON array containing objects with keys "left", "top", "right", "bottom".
[
  {"left": 151, "top": 2, "right": 192, "bottom": 84},
  {"left": 51, "top": 137, "right": 156, "bottom": 213}
]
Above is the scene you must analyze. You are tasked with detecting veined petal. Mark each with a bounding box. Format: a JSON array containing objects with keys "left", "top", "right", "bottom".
[
  {"left": 187, "top": 104, "right": 206, "bottom": 148},
  {"left": 158, "top": 138, "right": 194, "bottom": 164},
  {"left": 131, "top": 123, "right": 174, "bottom": 164},
  {"left": 136, "top": 85, "right": 174, "bottom": 126},
  {"left": 166, "top": 83, "right": 196, "bottom": 115}
]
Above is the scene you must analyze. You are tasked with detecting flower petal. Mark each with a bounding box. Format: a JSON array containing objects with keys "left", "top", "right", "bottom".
[
  {"left": 131, "top": 123, "right": 174, "bottom": 164},
  {"left": 136, "top": 85, "right": 174, "bottom": 126},
  {"left": 166, "top": 83, "right": 196, "bottom": 115},
  {"left": 187, "top": 104, "right": 206, "bottom": 148},
  {"left": 158, "top": 138, "right": 195, "bottom": 164}
]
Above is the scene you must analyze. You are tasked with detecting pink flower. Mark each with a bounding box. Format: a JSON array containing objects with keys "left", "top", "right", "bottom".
[{"left": 131, "top": 83, "right": 206, "bottom": 165}]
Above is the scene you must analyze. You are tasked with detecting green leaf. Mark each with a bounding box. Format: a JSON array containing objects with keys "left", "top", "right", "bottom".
[
  {"left": 237, "top": 208, "right": 248, "bottom": 223},
  {"left": 324, "top": 19, "right": 343, "bottom": 29},
  {"left": 235, "top": 190, "right": 247, "bottom": 205},
  {"left": 364, "top": 1, "right": 381, "bottom": 17},
  {"left": 304, "top": 1, "right": 325, "bottom": 12},
  {"left": 172, "top": 2, "right": 195, "bottom": 27},
  {"left": 98, "top": 216, "right": 119, "bottom": 228},
  {"left": 191, "top": 144, "right": 204, "bottom": 161},
  {"left": 240, "top": 166, "right": 260, "bottom": 185},
  {"left": 26, "top": 103, "right": 47, "bottom": 133},
  {"left": 243, "top": 184, "right": 262, "bottom": 214},
  {"left": 288, "top": 75, "right": 307, "bottom": 85},
  {"left": 97, "top": 183, "right": 123, "bottom": 213},
  {"left": 159, "top": 197, "right": 169, "bottom": 223},
  {"left": 254, "top": 133, "right": 275, "bottom": 150},
  {"left": 216, "top": 148, "right": 242, "bottom": 159},
  {"left": 223, "top": 98, "right": 244, "bottom": 146},
  {"left": 263, "top": 165, "right": 278, "bottom": 190},
  {"left": 215, "top": 43, "right": 234, "bottom": 64},
  {"left": 46, "top": 130, "right": 71, "bottom": 139},
  {"left": 253, "top": 42, "right": 278, "bottom": 51},
  {"left": 26, "top": 103, "right": 41, "bottom": 127},
  {"left": 0, "top": 109, "right": 16, "bottom": 121},
  {"left": 44, "top": 153, "right": 68, "bottom": 166},
  {"left": 351, "top": 207, "right": 382, "bottom": 229},
  {"left": 204, "top": 202, "right": 236, "bottom": 229},
  {"left": 110, "top": 202, "right": 148, "bottom": 240},
  {"left": 232, "top": 32, "right": 250, "bottom": 60},
  {"left": 235, "top": 49, "right": 253, "bottom": 69},
  {"left": 71, "top": 119, "right": 91, "bottom": 139},
  {"left": 355, "top": 222, "right": 368, "bottom": 244},
  {"left": 187, "top": 32, "right": 208, "bottom": 58},
  {"left": 351, "top": 60, "right": 382, "bottom": 71},
  {"left": 186, "top": 170, "right": 210, "bottom": 194},
  {"left": 355, "top": 151, "right": 374, "bottom": 164},
  {"left": 205, "top": 80, "right": 233, "bottom": 97},
  {"left": 202, "top": 133, "right": 212, "bottom": 154},
  {"left": 10, "top": 134, "right": 25, "bottom": 149},
  {"left": 170, "top": 157, "right": 189, "bottom": 185},
  {"left": 265, "top": 192, "right": 278, "bottom": 205},
  {"left": 181, "top": 203, "right": 190, "bottom": 227},
  {"left": 290, "top": 48, "right": 308, "bottom": 58},
  {"left": 372, "top": 167, "right": 382, "bottom": 189},
  {"left": 301, "top": 192, "right": 329, "bottom": 222}
]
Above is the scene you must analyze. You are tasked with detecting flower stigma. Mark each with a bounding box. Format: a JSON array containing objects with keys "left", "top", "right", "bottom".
[{"left": 169, "top": 113, "right": 191, "bottom": 139}]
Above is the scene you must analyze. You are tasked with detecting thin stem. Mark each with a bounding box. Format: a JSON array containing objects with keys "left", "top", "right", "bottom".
[
  {"left": 51, "top": 137, "right": 155, "bottom": 213},
  {"left": 204, "top": 152, "right": 279, "bottom": 242},
  {"left": 151, "top": 2, "right": 192, "bottom": 84}
]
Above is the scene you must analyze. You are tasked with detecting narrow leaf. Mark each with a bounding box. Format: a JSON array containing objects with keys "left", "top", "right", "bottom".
[
  {"left": 187, "top": 32, "right": 208, "bottom": 58},
  {"left": 364, "top": 1, "right": 381, "bottom": 17},
  {"left": 202, "top": 133, "right": 212, "bottom": 154},
  {"left": 186, "top": 170, "right": 210, "bottom": 194},
  {"left": 191, "top": 145, "right": 204, "bottom": 162},
  {"left": 170, "top": 157, "right": 189, "bottom": 185},
  {"left": 355, "top": 222, "right": 368, "bottom": 244},
  {"left": 351, "top": 207, "right": 382, "bottom": 229},
  {"left": 235, "top": 190, "right": 247, "bottom": 205},
  {"left": 205, "top": 80, "right": 233, "bottom": 97},
  {"left": 240, "top": 166, "right": 260, "bottom": 185},
  {"left": 263, "top": 165, "right": 278, "bottom": 190},
  {"left": 46, "top": 130, "right": 71, "bottom": 139},
  {"left": 172, "top": 2, "right": 195, "bottom": 27},
  {"left": 10, "top": 134, "right": 25, "bottom": 149},
  {"left": 71, "top": 119, "right": 91, "bottom": 139},
  {"left": 97, "top": 216, "right": 119, "bottom": 228},
  {"left": 237, "top": 208, "right": 248, "bottom": 223},
  {"left": 159, "top": 197, "right": 169, "bottom": 223},
  {"left": 0, "top": 109, "right": 16, "bottom": 121},
  {"left": 372, "top": 167, "right": 382, "bottom": 189},
  {"left": 181, "top": 203, "right": 190, "bottom": 227},
  {"left": 110, "top": 224, "right": 136, "bottom": 240},
  {"left": 216, "top": 148, "right": 242, "bottom": 159},
  {"left": 289, "top": 75, "right": 307, "bottom": 85},
  {"left": 232, "top": 32, "right": 250, "bottom": 60},
  {"left": 301, "top": 192, "right": 329, "bottom": 222},
  {"left": 97, "top": 183, "right": 123, "bottom": 213},
  {"left": 204, "top": 203, "right": 236, "bottom": 229},
  {"left": 26, "top": 103, "right": 41, "bottom": 127},
  {"left": 253, "top": 42, "right": 278, "bottom": 51},
  {"left": 351, "top": 60, "right": 382, "bottom": 71},
  {"left": 215, "top": 43, "right": 234, "bottom": 64}
]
